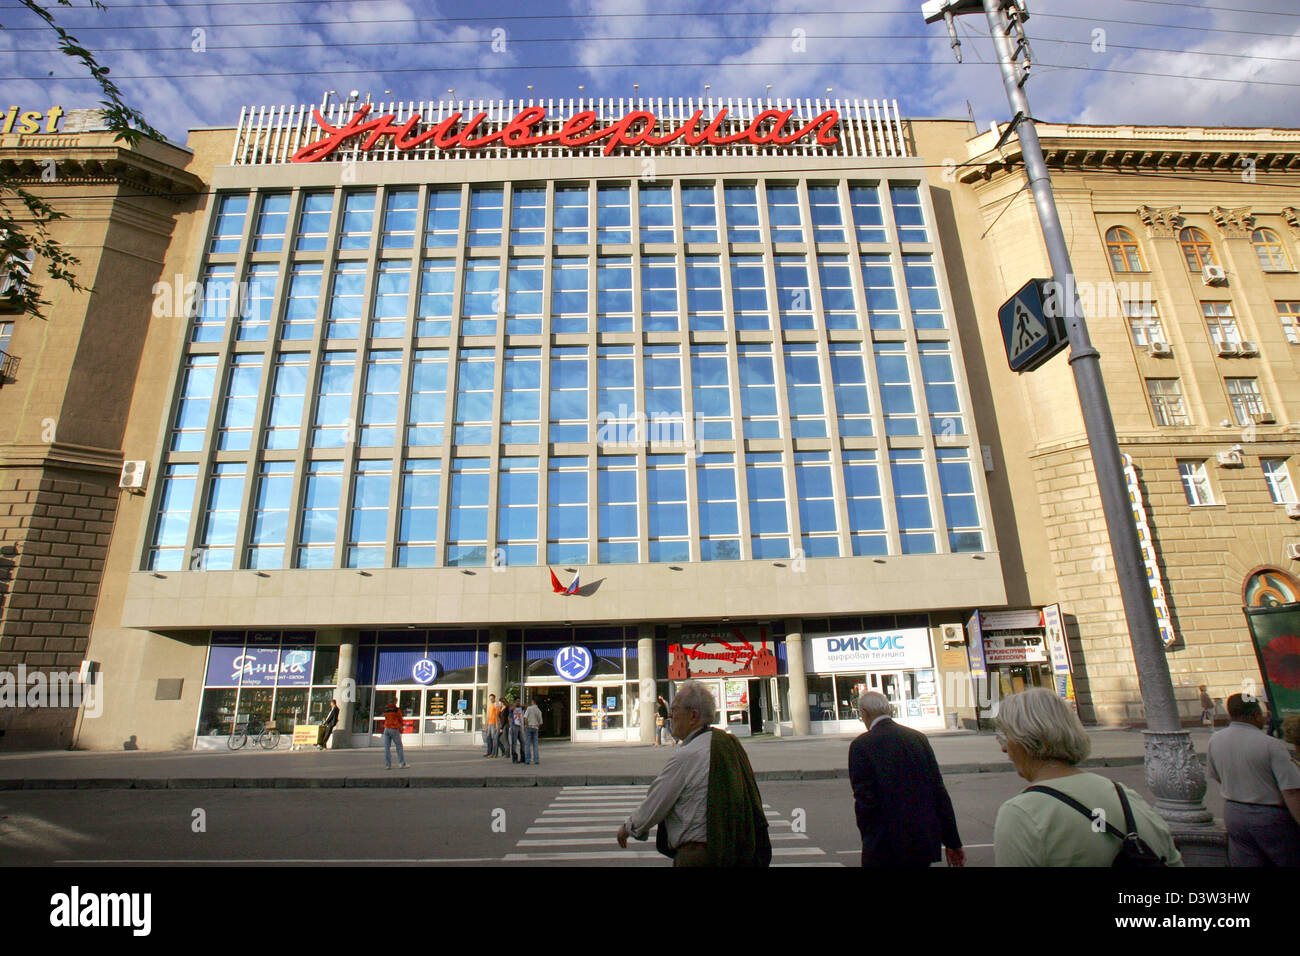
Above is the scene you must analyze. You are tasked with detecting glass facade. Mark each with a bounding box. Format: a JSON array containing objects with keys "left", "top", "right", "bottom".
[{"left": 150, "top": 177, "right": 987, "bottom": 572}]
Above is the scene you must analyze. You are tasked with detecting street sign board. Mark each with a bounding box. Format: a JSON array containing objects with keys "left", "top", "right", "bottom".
[{"left": 999, "top": 278, "right": 1067, "bottom": 373}]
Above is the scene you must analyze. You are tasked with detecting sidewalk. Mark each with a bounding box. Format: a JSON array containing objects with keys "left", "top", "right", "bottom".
[{"left": 0, "top": 727, "right": 1215, "bottom": 790}]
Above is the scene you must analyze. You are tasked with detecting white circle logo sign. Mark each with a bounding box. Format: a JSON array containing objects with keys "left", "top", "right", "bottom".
[
  {"left": 411, "top": 659, "right": 440, "bottom": 685},
  {"left": 554, "top": 646, "right": 593, "bottom": 683}
]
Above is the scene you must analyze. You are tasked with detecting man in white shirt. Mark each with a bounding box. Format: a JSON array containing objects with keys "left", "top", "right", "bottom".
[
  {"left": 616, "top": 681, "right": 714, "bottom": 865},
  {"left": 1207, "top": 693, "right": 1300, "bottom": 866}
]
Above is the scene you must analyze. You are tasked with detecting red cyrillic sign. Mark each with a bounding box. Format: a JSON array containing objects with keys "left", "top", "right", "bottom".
[{"left": 291, "top": 104, "right": 841, "bottom": 163}]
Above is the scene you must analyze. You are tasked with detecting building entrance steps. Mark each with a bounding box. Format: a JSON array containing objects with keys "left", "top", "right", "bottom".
[{"left": 0, "top": 727, "right": 1217, "bottom": 791}]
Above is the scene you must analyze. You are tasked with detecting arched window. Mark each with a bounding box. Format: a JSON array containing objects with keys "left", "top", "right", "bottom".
[
  {"left": 1243, "top": 566, "right": 1300, "bottom": 607},
  {"left": 1252, "top": 228, "right": 1293, "bottom": 272},
  {"left": 1179, "top": 227, "right": 1217, "bottom": 272},
  {"left": 1105, "top": 226, "right": 1146, "bottom": 272}
]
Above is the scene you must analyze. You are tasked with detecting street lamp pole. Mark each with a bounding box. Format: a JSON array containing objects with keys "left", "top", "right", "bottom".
[{"left": 923, "top": 0, "right": 1211, "bottom": 825}]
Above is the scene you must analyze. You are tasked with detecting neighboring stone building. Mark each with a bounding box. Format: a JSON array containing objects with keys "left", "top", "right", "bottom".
[
  {"left": 940, "top": 122, "right": 1300, "bottom": 724},
  {"left": 0, "top": 110, "right": 201, "bottom": 748}
]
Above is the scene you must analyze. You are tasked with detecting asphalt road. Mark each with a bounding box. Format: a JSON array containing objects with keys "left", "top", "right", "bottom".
[{"left": 0, "top": 765, "right": 1225, "bottom": 867}]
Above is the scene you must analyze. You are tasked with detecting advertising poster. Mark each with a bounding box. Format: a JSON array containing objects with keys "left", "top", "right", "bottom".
[
  {"left": 808, "top": 628, "right": 933, "bottom": 672},
  {"left": 1243, "top": 603, "right": 1300, "bottom": 724},
  {"left": 725, "top": 680, "right": 749, "bottom": 710}
]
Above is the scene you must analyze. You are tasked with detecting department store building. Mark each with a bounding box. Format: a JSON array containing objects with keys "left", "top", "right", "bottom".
[{"left": 3, "top": 97, "right": 1296, "bottom": 750}]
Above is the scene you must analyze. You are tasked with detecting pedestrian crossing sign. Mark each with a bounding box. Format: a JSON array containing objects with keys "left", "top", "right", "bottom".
[{"left": 999, "top": 278, "right": 1067, "bottom": 373}]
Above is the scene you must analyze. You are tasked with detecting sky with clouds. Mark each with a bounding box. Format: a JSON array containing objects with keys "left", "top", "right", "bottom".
[{"left": 1, "top": 0, "right": 1297, "bottom": 146}]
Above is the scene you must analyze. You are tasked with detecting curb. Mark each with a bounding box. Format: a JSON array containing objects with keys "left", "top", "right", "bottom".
[{"left": 0, "top": 753, "right": 1178, "bottom": 790}]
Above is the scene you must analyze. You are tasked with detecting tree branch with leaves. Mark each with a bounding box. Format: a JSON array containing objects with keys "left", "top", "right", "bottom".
[{"left": 1, "top": 0, "right": 159, "bottom": 319}]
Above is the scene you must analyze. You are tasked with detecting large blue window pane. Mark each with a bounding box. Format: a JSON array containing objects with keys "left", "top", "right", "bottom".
[
  {"left": 696, "top": 468, "right": 735, "bottom": 500},
  {"left": 699, "top": 501, "right": 739, "bottom": 535},
  {"left": 847, "top": 499, "right": 885, "bottom": 530},
  {"left": 701, "top": 539, "right": 741, "bottom": 561},
  {"left": 498, "top": 473, "right": 538, "bottom": 506},
  {"left": 598, "top": 471, "right": 637, "bottom": 500},
  {"left": 647, "top": 470, "right": 686, "bottom": 500},
  {"left": 749, "top": 501, "right": 788, "bottom": 533},
  {"left": 497, "top": 509, "right": 538, "bottom": 539},
  {"left": 892, "top": 465, "right": 927, "bottom": 495},
  {"left": 447, "top": 509, "right": 487, "bottom": 540},
  {"left": 600, "top": 507, "right": 637, "bottom": 538},
  {"left": 550, "top": 474, "right": 586, "bottom": 505},
  {"left": 797, "top": 468, "right": 834, "bottom": 498},
  {"left": 649, "top": 540, "right": 690, "bottom": 563},
  {"left": 549, "top": 510, "right": 587, "bottom": 539},
  {"left": 897, "top": 499, "right": 933, "bottom": 529},
  {"left": 401, "top": 511, "right": 439, "bottom": 541},
  {"left": 900, "top": 533, "right": 936, "bottom": 555},
  {"left": 944, "top": 498, "right": 979, "bottom": 528},
  {"left": 450, "top": 475, "right": 489, "bottom": 507},
  {"left": 799, "top": 499, "right": 837, "bottom": 532},
  {"left": 751, "top": 538, "right": 789, "bottom": 559}
]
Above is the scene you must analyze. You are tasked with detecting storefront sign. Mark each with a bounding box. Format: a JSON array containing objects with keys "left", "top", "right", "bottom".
[
  {"left": 206, "top": 646, "right": 313, "bottom": 686},
  {"left": 1123, "top": 455, "right": 1177, "bottom": 648},
  {"left": 808, "top": 628, "right": 933, "bottom": 673},
  {"left": 427, "top": 694, "right": 447, "bottom": 717},
  {"left": 410, "top": 659, "right": 440, "bottom": 685},
  {"left": 2, "top": 105, "right": 64, "bottom": 135},
  {"left": 981, "top": 633, "right": 1048, "bottom": 665},
  {"left": 291, "top": 103, "right": 841, "bottom": 163},
  {"left": 980, "top": 609, "right": 1043, "bottom": 631},
  {"left": 554, "top": 646, "right": 593, "bottom": 683},
  {"left": 668, "top": 627, "right": 777, "bottom": 679},
  {"left": 577, "top": 688, "right": 596, "bottom": 713},
  {"left": 1042, "top": 603, "right": 1076, "bottom": 706}
]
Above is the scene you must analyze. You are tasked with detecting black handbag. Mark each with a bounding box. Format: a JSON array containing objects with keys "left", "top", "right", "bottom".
[{"left": 1024, "top": 780, "right": 1169, "bottom": 867}]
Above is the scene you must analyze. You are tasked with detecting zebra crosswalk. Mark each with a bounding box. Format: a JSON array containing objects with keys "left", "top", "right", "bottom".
[{"left": 503, "top": 785, "right": 843, "bottom": 866}]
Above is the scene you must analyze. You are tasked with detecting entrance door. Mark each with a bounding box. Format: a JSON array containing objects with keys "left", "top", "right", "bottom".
[{"left": 529, "top": 685, "right": 569, "bottom": 739}]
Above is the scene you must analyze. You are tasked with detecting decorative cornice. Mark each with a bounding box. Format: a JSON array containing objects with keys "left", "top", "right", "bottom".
[
  {"left": 1210, "top": 204, "right": 1255, "bottom": 238},
  {"left": 1138, "top": 204, "right": 1183, "bottom": 239},
  {"left": 0, "top": 145, "right": 202, "bottom": 203}
]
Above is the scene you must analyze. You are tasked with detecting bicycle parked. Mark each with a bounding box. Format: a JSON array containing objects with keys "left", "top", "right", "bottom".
[{"left": 227, "top": 714, "right": 281, "bottom": 751}]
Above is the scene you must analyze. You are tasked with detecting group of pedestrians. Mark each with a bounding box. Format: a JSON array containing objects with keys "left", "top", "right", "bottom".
[
  {"left": 483, "top": 693, "right": 543, "bottom": 765},
  {"left": 616, "top": 682, "right": 1300, "bottom": 868}
]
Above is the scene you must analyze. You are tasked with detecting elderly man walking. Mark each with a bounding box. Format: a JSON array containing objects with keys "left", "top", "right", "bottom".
[
  {"left": 616, "top": 681, "right": 770, "bottom": 867},
  {"left": 849, "top": 691, "right": 964, "bottom": 867},
  {"left": 1208, "top": 693, "right": 1300, "bottom": 866}
]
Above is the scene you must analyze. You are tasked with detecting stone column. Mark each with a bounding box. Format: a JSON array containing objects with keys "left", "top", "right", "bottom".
[
  {"left": 784, "top": 619, "right": 811, "bottom": 737},
  {"left": 331, "top": 629, "right": 356, "bottom": 749},
  {"left": 487, "top": 627, "right": 505, "bottom": 703},
  {"left": 637, "top": 623, "right": 656, "bottom": 745}
]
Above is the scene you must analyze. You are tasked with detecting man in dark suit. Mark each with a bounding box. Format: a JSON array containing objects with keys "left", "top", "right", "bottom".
[{"left": 849, "top": 691, "right": 965, "bottom": 867}]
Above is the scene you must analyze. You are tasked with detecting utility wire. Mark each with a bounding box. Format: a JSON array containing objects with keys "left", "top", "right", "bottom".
[
  {"left": 5, "top": 32, "right": 1292, "bottom": 66},
  {"left": 3, "top": 58, "right": 1297, "bottom": 88},
  {"left": 1, "top": 9, "right": 1296, "bottom": 39}
]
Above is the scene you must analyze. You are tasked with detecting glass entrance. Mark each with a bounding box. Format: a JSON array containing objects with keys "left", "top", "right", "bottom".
[{"left": 529, "top": 685, "right": 569, "bottom": 739}]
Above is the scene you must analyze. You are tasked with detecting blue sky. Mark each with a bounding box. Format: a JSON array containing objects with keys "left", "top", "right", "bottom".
[{"left": 2, "top": 0, "right": 1298, "bottom": 146}]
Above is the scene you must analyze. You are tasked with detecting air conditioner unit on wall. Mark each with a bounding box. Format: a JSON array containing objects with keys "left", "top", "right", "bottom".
[
  {"left": 1287, "top": 543, "right": 1300, "bottom": 560},
  {"left": 1287, "top": 503, "right": 1300, "bottom": 519},
  {"left": 1202, "top": 264, "right": 1227, "bottom": 285},
  {"left": 1216, "top": 450, "right": 1243, "bottom": 467},
  {"left": 1149, "top": 341, "right": 1172, "bottom": 357},
  {"left": 1217, "top": 342, "right": 1240, "bottom": 357},
  {"left": 940, "top": 623, "right": 966, "bottom": 646},
  {"left": 1252, "top": 411, "right": 1277, "bottom": 425},
  {"left": 1238, "top": 341, "right": 1259, "bottom": 357},
  {"left": 119, "top": 460, "right": 149, "bottom": 492}
]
